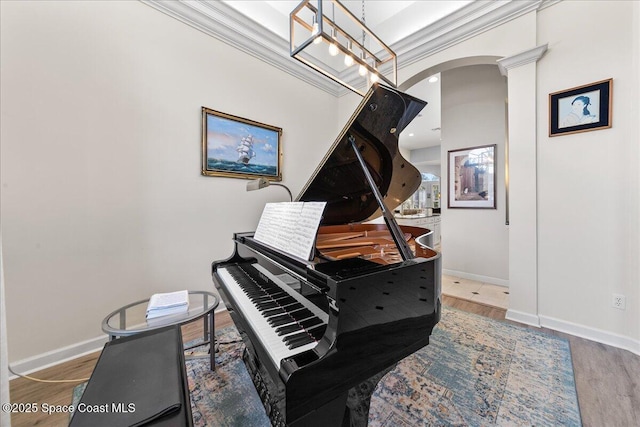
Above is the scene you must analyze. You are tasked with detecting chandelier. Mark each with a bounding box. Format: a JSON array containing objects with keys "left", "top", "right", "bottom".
[{"left": 290, "top": 0, "right": 397, "bottom": 96}]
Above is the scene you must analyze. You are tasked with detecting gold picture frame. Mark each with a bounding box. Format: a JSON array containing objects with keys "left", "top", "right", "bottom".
[{"left": 201, "top": 107, "right": 282, "bottom": 180}]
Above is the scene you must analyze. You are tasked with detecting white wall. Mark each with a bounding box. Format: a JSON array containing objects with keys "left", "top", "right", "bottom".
[
  {"left": 2, "top": 0, "right": 638, "bottom": 368},
  {"left": 386, "top": 2, "right": 639, "bottom": 351},
  {"left": 0, "top": 1, "right": 338, "bottom": 364},
  {"left": 410, "top": 147, "right": 441, "bottom": 179},
  {"left": 1, "top": 239, "right": 10, "bottom": 426},
  {"left": 536, "top": 0, "right": 639, "bottom": 346},
  {"left": 411, "top": 146, "right": 441, "bottom": 164},
  {"left": 440, "top": 65, "right": 509, "bottom": 283}
]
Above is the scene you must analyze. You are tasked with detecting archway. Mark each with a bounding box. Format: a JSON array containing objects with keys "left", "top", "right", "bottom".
[
  {"left": 399, "top": 56, "right": 511, "bottom": 311},
  {"left": 400, "top": 48, "right": 546, "bottom": 327}
]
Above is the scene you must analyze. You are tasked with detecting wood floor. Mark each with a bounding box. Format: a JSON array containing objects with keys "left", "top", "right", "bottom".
[{"left": 8, "top": 295, "right": 640, "bottom": 426}]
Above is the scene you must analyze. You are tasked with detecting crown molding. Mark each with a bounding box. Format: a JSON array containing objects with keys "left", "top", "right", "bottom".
[
  {"left": 497, "top": 44, "right": 548, "bottom": 76},
  {"left": 141, "top": 0, "right": 554, "bottom": 98},
  {"left": 394, "top": 0, "right": 544, "bottom": 69},
  {"left": 141, "top": 0, "right": 342, "bottom": 96}
]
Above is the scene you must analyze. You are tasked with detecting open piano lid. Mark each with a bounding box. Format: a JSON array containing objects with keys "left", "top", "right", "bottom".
[{"left": 297, "top": 84, "right": 427, "bottom": 225}]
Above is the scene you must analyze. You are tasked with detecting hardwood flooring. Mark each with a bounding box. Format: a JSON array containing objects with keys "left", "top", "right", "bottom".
[{"left": 8, "top": 296, "right": 640, "bottom": 426}]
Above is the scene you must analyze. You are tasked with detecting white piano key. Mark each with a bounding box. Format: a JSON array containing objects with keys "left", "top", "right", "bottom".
[{"left": 217, "top": 265, "right": 328, "bottom": 370}]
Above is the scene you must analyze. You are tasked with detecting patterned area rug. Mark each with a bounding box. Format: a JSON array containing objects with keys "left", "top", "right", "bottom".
[
  {"left": 185, "top": 331, "right": 270, "bottom": 426},
  {"left": 73, "top": 307, "right": 582, "bottom": 426},
  {"left": 368, "top": 308, "right": 582, "bottom": 426}
]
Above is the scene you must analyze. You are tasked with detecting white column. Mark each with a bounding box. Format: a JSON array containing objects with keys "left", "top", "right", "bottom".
[{"left": 497, "top": 45, "right": 547, "bottom": 326}]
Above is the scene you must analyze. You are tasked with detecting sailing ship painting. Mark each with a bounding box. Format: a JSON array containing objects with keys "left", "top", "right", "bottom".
[
  {"left": 236, "top": 135, "right": 256, "bottom": 164},
  {"left": 202, "top": 107, "right": 282, "bottom": 180}
]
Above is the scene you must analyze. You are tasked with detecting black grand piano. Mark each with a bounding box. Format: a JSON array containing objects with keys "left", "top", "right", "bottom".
[{"left": 212, "top": 84, "right": 442, "bottom": 427}]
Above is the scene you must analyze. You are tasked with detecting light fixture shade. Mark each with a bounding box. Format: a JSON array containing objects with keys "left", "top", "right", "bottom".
[{"left": 290, "top": 0, "right": 397, "bottom": 96}]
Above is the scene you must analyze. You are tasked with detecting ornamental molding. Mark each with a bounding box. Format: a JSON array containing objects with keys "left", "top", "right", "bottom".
[
  {"left": 141, "top": 0, "right": 556, "bottom": 97},
  {"left": 496, "top": 44, "right": 549, "bottom": 76}
]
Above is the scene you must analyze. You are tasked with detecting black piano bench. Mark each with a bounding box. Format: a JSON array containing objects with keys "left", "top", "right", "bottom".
[{"left": 69, "top": 325, "right": 193, "bottom": 427}]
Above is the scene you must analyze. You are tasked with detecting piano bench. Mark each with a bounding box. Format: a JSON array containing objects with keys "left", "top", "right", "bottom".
[{"left": 69, "top": 326, "right": 193, "bottom": 427}]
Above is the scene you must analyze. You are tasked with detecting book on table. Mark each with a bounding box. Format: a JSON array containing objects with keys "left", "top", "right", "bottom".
[{"left": 146, "top": 290, "right": 189, "bottom": 319}]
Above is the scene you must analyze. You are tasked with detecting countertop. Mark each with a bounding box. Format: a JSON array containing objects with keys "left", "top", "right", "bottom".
[{"left": 394, "top": 213, "right": 440, "bottom": 219}]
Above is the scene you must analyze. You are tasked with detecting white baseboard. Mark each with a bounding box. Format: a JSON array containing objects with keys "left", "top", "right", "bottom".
[
  {"left": 505, "top": 308, "right": 541, "bottom": 327},
  {"left": 9, "top": 305, "right": 230, "bottom": 380},
  {"left": 443, "top": 269, "right": 509, "bottom": 287},
  {"left": 9, "top": 335, "right": 108, "bottom": 380},
  {"left": 539, "top": 314, "right": 640, "bottom": 356},
  {"left": 504, "top": 310, "right": 640, "bottom": 356}
]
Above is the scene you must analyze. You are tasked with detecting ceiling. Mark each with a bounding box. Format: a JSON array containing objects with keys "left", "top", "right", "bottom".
[
  {"left": 223, "top": 1, "right": 474, "bottom": 47},
  {"left": 143, "top": 0, "right": 549, "bottom": 153},
  {"left": 222, "top": 1, "right": 453, "bottom": 150}
]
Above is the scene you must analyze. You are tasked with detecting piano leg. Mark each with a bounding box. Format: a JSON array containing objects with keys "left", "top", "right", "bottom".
[
  {"left": 291, "top": 365, "right": 395, "bottom": 427},
  {"left": 243, "top": 337, "right": 396, "bottom": 427},
  {"left": 345, "top": 365, "right": 395, "bottom": 427},
  {"left": 289, "top": 392, "right": 350, "bottom": 427}
]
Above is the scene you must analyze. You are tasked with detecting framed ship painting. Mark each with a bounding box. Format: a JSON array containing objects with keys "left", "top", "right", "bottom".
[
  {"left": 201, "top": 107, "right": 282, "bottom": 181},
  {"left": 448, "top": 144, "right": 496, "bottom": 209}
]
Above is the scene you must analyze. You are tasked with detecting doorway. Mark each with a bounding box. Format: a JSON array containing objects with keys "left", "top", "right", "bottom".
[{"left": 400, "top": 59, "right": 510, "bottom": 310}]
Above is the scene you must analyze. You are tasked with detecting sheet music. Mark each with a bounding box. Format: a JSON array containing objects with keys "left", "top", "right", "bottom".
[{"left": 254, "top": 202, "right": 327, "bottom": 261}]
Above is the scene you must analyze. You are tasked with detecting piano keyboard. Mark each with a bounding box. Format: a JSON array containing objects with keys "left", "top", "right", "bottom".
[{"left": 217, "top": 263, "right": 328, "bottom": 369}]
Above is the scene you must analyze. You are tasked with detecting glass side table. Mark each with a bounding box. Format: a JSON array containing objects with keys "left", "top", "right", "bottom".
[{"left": 101, "top": 291, "right": 219, "bottom": 370}]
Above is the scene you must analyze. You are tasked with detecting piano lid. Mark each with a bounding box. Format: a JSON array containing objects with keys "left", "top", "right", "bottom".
[{"left": 297, "top": 84, "right": 427, "bottom": 225}]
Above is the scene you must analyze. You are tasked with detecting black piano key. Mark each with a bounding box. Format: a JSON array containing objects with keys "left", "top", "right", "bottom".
[
  {"left": 283, "top": 332, "right": 310, "bottom": 344},
  {"left": 289, "top": 308, "right": 315, "bottom": 322},
  {"left": 247, "top": 291, "right": 282, "bottom": 301},
  {"left": 244, "top": 289, "right": 262, "bottom": 297},
  {"left": 280, "top": 302, "right": 304, "bottom": 311},
  {"left": 307, "top": 324, "right": 327, "bottom": 341},
  {"left": 243, "top": 267, "right": 263, "bottom": 279},
  {"left": 267, "top": 313, "right": 291, "bottom": 323},
  {"left": 288, "top": 338, "right": 317, "bottom": 350},
  {"left": 284, "top": 333, "right": 314, "bottom": 348},
  {"left": 275, "top": 324, "right": 303, "bottom": 336},
  {"left": 299, "top": 317, "right": 323, "bottom": 329},
  {"left": 271, "top": 317, "right": 296, "bottom": 327},
  {"left": 256, "top": 301, "right": 279, "bottom": 310},
  {"left": 251, "top": 296, "right": 279, "bottom": 306},
  {"left": 274, "top": 295, "right": 297, "bottom": 305},
  {"left": 262, "top": 307, "right": 286, "bottom": 317},
  {"left": 268, "top": 315, "right": 295, "bottom": 327}
]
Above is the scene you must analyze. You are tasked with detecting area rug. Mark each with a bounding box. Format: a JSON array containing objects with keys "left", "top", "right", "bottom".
[
  {"left": 74, "top": 307, "right": 582, "bottom": 426},
  {"left": 367, "top": 308, "right": 582, "bottom": 426}
]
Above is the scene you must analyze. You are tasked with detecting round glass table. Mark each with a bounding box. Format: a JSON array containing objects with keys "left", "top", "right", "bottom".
[{"left": 101, "top": 291, "right": 219, "bottom": 370}]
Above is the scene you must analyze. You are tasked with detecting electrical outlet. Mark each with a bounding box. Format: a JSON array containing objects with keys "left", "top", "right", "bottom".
[{"left": 612, "top": 294, "right": 626, "bottom": 310}]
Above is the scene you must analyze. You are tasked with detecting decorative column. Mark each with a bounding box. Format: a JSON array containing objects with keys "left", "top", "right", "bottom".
[{"left": 497, "top": 44, "right": 547, "bottom": 326}]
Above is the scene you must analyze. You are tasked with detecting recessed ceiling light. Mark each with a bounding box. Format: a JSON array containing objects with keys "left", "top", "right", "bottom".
[
  {"left": 409, "top": 133, "right": 414, "bottom": 137},
  {"left": 428, "top": 76, "right": 439, "bottom": 83}
]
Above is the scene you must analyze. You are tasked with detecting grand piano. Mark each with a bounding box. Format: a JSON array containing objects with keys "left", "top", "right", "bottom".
[{"left": 212, "top": 84, "right": 442, "bottom": 427}]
